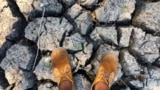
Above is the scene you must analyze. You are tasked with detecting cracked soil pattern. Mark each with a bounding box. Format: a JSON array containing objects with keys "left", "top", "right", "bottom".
[{"left": 0, "top": 0, "right": 160, "bottom": 90}]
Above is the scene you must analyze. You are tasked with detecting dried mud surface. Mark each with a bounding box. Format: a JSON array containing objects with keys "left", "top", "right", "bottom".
[{"left": 0, "top": 0, "right": 160, "bottom": 90}]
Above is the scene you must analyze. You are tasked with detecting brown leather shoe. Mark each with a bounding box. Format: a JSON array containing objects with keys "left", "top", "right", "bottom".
[
  {"left": 51, "top": 48, "right": 74, "bottom": 89},
  {"left": 91, "top": 52, "right": 118, "bottom": 90}
]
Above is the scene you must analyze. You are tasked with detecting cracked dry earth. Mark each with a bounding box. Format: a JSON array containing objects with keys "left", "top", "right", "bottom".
[{"left": 0, "top": 0, "right": 160, "bottom": 90}]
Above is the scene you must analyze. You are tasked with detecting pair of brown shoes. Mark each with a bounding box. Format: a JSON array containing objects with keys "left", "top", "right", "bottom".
[{"left": 51, "top": 48, "right": 118, "bottom": 90}]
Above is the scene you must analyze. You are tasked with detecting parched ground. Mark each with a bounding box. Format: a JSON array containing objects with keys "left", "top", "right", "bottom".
[{"left": 0, "top": 0, "right": 160, "bottom": 90}]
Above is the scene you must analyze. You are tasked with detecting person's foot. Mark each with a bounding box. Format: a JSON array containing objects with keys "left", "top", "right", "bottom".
[
  {"left": 91, "top": 52, "right": 118, "bottom": 90},
  {"left": 51, "top": 48, "right": 74, "bottom": 90}
]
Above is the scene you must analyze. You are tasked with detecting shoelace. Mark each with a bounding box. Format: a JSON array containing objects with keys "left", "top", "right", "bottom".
[
  {"left": 97, "top": 68, "right": 110, "bottom": 86},
  {"left": 54, "top": 65, "right": 72, "bottom": 83}
]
